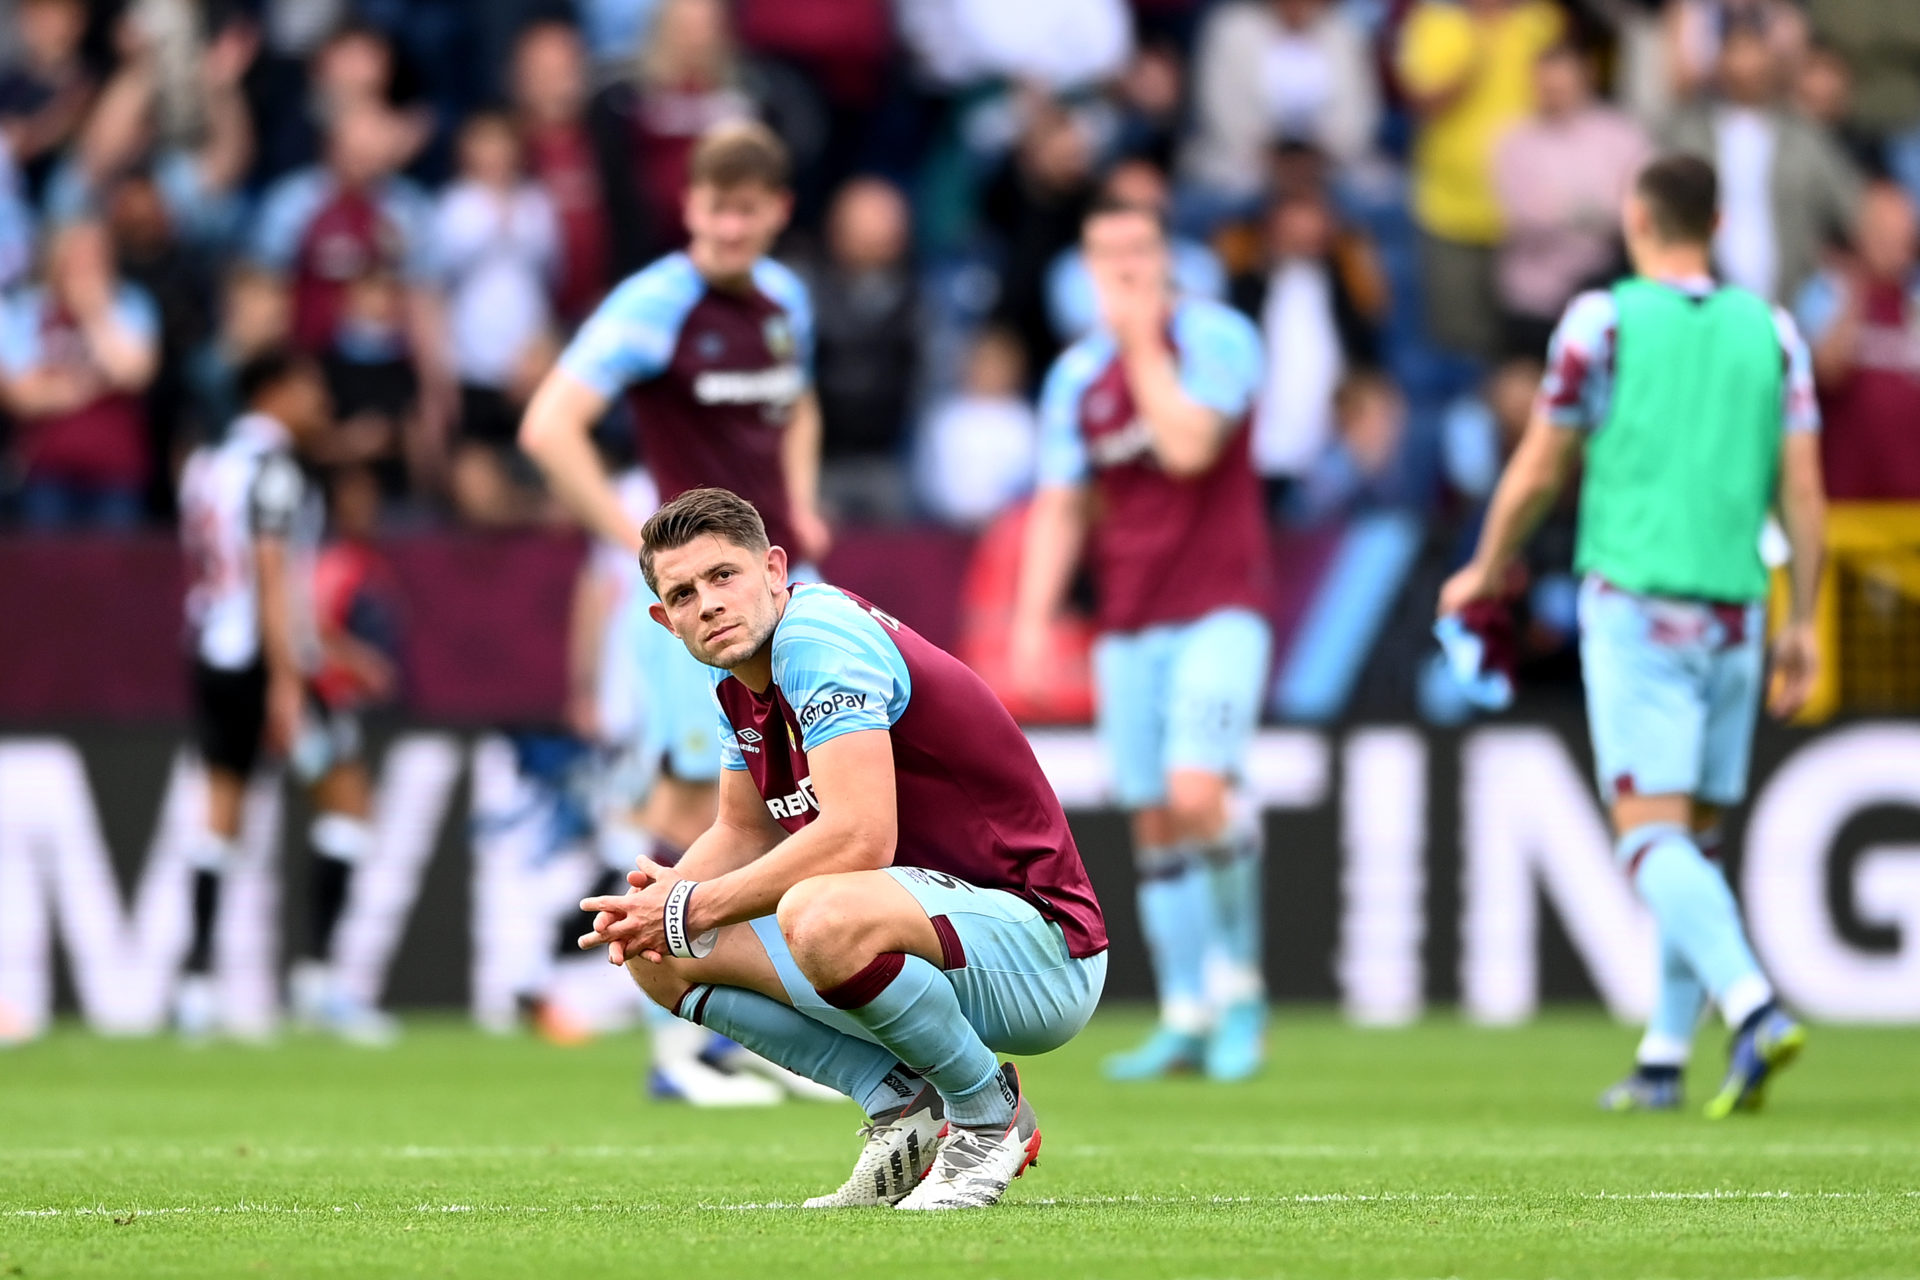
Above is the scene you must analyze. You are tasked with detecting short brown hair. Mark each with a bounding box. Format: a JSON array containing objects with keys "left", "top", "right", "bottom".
[
  {"left": 689, "top": 120, "right": 790, "bottom": 192},
  {"left": 639, "top": 487, "right": 770, "bottom": 594},
  {"left": 1636, "top": 154, "right": 1718, "bottom": 246}
]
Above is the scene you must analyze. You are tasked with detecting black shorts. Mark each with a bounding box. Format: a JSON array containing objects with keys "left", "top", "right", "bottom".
[{"left": 192, "top": 659, "right": 267, "bottom": 778}]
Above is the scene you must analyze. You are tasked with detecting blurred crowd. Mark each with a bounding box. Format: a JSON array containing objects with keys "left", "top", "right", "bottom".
[{"left": 1, "top": 0, "right": 1918, "bottom": 550}]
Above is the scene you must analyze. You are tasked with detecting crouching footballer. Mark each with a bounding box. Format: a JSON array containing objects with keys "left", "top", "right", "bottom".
[{"left": 579, "top": 487, "right": 1109, "bottom": 1209}]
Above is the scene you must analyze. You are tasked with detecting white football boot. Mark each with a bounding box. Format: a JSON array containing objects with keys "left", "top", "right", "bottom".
[
  {"left": 894, "top": 1064, "right": 1040, "bottom": 1211},
  {"left": 648, "top": 1020, "right": 782, "bottom": 1106},
  {"left": 804, "top": 1084, "right": 947, "bottom": 1207},
  {"left": 709, "top": 1040, "right": 848, "bottom": 1103}
]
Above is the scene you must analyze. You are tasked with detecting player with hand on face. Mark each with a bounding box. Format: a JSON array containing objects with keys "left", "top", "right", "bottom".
[
  {"left": 578, "top": 488, "right": 1108, "bottom": 1210},
  {"left": 1439, "top": 153, "right": 1826, "bottom": 1117},
  {"left": 1012, "top": 196, "right": 1272, "bottom": 1081}
]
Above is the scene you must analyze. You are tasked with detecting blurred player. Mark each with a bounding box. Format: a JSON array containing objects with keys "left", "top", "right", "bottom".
[
  {"left": 520, "top": 120, "right": 828, "bottom": 865},
  {"left": 579, "top": 489, "right": 1108, "bottom": 1210},
  {"left": 1439, "top": 154, "right": 1826, "bottom": 1117},
  {"left": 176, "top": 349, "right": 398, "bottom": 1044},
  {"left": 299, "top": 465, "right": 401, "bottom": 1028},
  {"left": 1011, "top": 196, "right": 1271, "bottom": 1081}
]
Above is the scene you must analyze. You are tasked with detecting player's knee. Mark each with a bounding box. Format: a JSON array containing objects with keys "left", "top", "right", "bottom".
[
  {"left": 776, "top": 876, "right": 870, "bottom": 975},
  {"left": 626, "top": 956, "right": 692, "bottom": 1014}
]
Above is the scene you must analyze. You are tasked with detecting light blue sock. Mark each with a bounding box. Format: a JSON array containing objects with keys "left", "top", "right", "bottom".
[
  {"left": 1619, "top": 825, "right": 1773, "bottom": 1028},
  {"left": 1637, "top": 928, "right": 1706, "bottom": 1067},
  {"left": 1198, "top": 827, "right": 1265, "bottom": 997},
  {"left": 818, "top": 954, "right": 1009, "bottom": 1129},
  {"left": 681, "top": 984, "right": 920, "bottom": 1118},
  {"left": 1136, "top": 846, "right": 1212, "bottom": 1034}
]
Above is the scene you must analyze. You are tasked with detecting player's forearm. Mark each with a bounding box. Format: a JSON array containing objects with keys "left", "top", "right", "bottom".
[
  {"left": 1122, "top": 342, "right": 1224, "bottom": 478},
  {"left": 1012, "top": 486, "right": 1087, "bottom": 628},
  {"left": 1469, "top": 422, "right": 1575, "bottom": 578},
  {"left": 673, "top": 814, "right": 782, "bottom": 884},
  {"left": 686, "top": 819, "right": 892, "bottom": 932},
  {"left": 783, "top": 391, "right": 824, "bottom": 526},
  {"left": 1780, "top": 474, "right": 1828, "bottom": 626},
  {"left": 519, "top": 372, "right": 642, "bottom": 551}
]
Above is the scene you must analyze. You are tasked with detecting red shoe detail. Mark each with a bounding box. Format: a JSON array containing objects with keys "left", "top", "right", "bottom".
[{"left": 1016, "top": 1127, "right": 1042, "bottom": 1177}]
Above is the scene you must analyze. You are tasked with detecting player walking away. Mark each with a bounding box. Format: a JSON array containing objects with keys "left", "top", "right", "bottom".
[
  {"left": 1011, "top": 196, "right": 1272, "bottom": 1082},
  {"left": 1439, "top": 154, "right": 1826, "bottom": 1117},
  {"left": 577, "top": 489, "right": 1108, "bottom": 1210},
  {"left": 176, "top": 349, "right": 398, "bottom": 1044},
  {"left": 520, "top": 120, "right": 830, "bottom": 863}
]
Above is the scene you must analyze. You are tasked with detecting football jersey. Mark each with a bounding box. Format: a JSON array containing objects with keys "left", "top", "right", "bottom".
[
  {"left": 1035, "top": 297, "right": 1270, "bottom": 633},
  {"left": 558, "top": 252, "right": 814, "bottom": 556},
  {"left": 179, "top": 414, "right": 324, "bottom": 672},
  {"left": 711, "top": 583, "right": 1108, "bottom": 959}
]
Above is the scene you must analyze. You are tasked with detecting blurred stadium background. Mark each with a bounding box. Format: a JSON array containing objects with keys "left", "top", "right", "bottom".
[{"left": 2, "top": 0, "right": 1920, "bottom": 1046}]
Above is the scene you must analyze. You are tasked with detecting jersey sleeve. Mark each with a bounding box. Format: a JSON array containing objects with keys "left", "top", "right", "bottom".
[
  {"left": 248, "top": 453, "right": 304, "bottom": 538},
  {"left": 1537, "top": 290, "right": 1619, "bottom": 431},
  {"left": 772, "top": 592, "right": 911, "bottom": 753},
  {"left": 1772, "top": 305, "right": 1821, "bottom": 436},
  {"left": 556, "top": 268, "right": 698, "bottom": 398},
  {"left": 1034, "top": 344, "right": 1098, "bottom": 488},
  {"left": 1174, "top": 301, "right": 1263, "bottom": 419}
]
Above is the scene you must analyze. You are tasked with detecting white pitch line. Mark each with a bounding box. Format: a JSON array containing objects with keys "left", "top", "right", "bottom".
[
  {"left": 12, "top": 1140, "right": 1915, "bottom": 1162},
  {"left": 11, "top": 1190, "right": 1920, "bottom": 1218}
]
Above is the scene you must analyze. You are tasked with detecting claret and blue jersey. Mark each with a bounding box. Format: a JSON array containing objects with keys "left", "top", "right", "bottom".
[
  {"left": 709, "top": 583, "right": 1107, "bottom": 959},
  {"left": 558, "top": 252, "right": 814, "bottom": 555},
  {"left": 1036, "top": 296, "right": 1270, "bottom": 635}
]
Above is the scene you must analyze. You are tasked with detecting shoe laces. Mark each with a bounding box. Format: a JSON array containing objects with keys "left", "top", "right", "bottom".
[{"left": 930, "top": 1126, "right": 995, "bottom": 1179}]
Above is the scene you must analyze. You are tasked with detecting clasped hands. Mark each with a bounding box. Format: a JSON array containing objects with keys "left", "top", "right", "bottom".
[{"left": 577, "top": 855, "right": 684, "bottom": 966}]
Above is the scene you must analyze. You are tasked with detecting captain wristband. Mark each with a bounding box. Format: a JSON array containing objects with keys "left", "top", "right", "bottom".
[{"left": 662, "top": 880, "right": 717, "bottom": 959}]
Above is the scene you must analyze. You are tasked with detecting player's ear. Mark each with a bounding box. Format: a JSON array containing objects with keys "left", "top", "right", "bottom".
[
  {"left": 648, "top": 602, "right": 677, "bottom": 636},
  {"left": 765, "top": 544, "right": 789, "bottom": 587}
]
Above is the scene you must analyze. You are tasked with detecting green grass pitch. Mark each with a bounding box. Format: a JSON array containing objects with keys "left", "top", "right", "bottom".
[{"left": 4, "top": 1010, "right": 1917, "bottom": 1279}]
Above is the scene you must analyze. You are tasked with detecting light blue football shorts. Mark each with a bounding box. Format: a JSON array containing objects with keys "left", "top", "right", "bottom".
[
  {"left": 1091, "top": 606, "right": 1273, "bottom": 810},
  {"left": 749, "top": 866, "right": 1108, "bottom": 1056},
  {"left": 616, "top": 563, "right": 823, "bottom": 786},
  {"left": 1578, "top": 575, "right": 1766, "bottom": 807}
]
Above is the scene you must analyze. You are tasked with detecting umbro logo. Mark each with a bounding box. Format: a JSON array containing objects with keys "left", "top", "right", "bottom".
[{"left": 738, "top": 728, "right": 762, "bottom": 742}]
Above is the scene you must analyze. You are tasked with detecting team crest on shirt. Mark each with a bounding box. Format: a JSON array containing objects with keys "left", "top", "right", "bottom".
[
  {"left": 786, "top": 721, "right": 799, "bottom": 752},
  {"left": 763, "top": 316, "right": 795, "bottom": 361}
]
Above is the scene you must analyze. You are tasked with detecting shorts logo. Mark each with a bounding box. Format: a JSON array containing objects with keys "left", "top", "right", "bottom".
[
  {"left": 899, "top": 868, "right": 974, "bottom": 893},
  {"left": 796, "top": 691, "right": 867, "bottom": 730}
]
